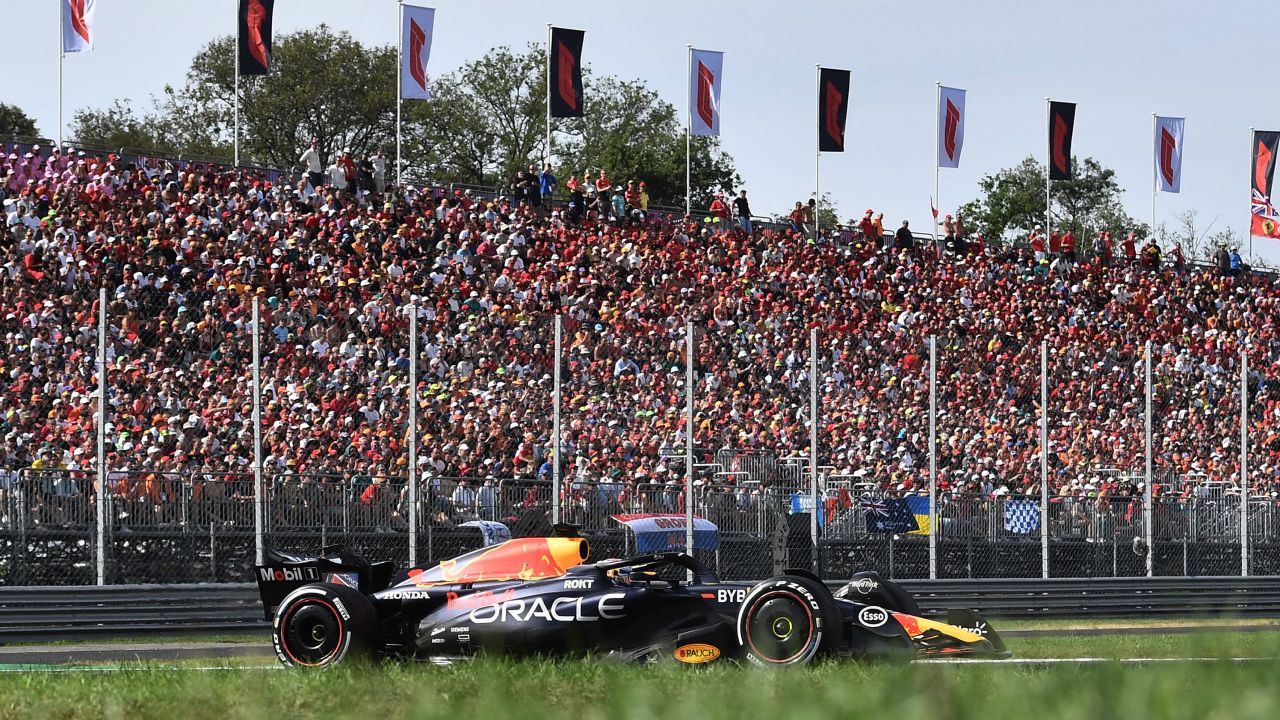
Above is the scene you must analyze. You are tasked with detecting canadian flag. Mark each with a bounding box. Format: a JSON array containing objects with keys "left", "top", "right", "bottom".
[
  {"left": 1154, "top": 116, "right": 1184, "bottom": 194},
  {"left": 400, "top": 5, "right": 436, "bottom": 101},
  {"left": 689, "top": 49, "right": 724, "bottom": 137},
  {"left": 62, "top": 0, "right": 96, "bottom": 53}
]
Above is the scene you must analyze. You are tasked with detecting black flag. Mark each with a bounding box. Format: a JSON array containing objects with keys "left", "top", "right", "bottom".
[
  {"left": 1048, "top": 101, "right": 1076, "bottom": 181},
  {"left": 549, "top": 27, "right": 585, "bottom": 118},
  {"left": 237, "top": 0, "right": 275, "bottom": 76},
  {"left": 817, "top": 68, "right": 850, "bottom": 153}
]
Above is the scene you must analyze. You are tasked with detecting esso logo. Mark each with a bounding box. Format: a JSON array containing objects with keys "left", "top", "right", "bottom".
[
  {"left": 858, "top": 606, "right": 889, "bottom": 628},
  {"left": 854, "top": 578, "right": 878, "bottom": 594}
]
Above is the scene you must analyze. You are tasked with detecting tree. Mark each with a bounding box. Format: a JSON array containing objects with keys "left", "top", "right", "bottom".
[
  {"left": 182, "top": 28, "right": 397, "bottom": 167},
  {"left": 73, "top": 26, "right": 395, "bottom": 168},
  {"left": 556, "top": 75, "right": 738, "bottom": 208},
  {"left": 0, "top": 103, "right": 39, "bottom": 138},
  {"left": 404, "top": 44, "right": 738, "bottom": 204},
  {"left": 71, "top": 30, "right": 738, "bottom": 203},
  {"left": 71, "top": 100, "right": 167, "bottom": 152},
  {"left": 815, "top": 192, "right": 841, "bottom": 229},
  {"left": 1160, "top": 209, "right": 1226, "bottom": 262},
  {"left": 958, "top": 156, "right": 1145, "bottom": 247},
  {"left": 401, "top": 44, "right": 543, "bottom": 186}
]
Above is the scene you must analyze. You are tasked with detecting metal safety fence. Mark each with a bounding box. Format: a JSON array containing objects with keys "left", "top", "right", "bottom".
[{"left": 3, "top": 284, "right": 1278, "bottom": 585}]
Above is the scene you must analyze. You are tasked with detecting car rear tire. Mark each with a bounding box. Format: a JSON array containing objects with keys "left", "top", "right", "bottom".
[
  {"left": 736, "top": 575, "right": 839, "bottom": 666},
  {"left": 273, "top": 583, "right": 379, "bottom": 667}
]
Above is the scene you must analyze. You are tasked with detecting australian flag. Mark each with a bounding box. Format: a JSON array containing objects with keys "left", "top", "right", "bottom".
[{"left": 861, "top": 496, "right": 919, "bottom": 533}]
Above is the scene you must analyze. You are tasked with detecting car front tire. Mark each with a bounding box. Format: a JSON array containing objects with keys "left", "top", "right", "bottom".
[{"left": 735, "top": 575, "right": 839, "bottom": 666}]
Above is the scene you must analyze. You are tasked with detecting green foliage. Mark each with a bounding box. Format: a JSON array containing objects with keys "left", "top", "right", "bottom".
[
  {"left": 185, "top": 27, "right": 398, "bottom": 167},
  {"left": 70, "top": 33, "right": 738, "bottom": 204},
  {"left": 70, "top": 100, "right": 170, "bottom": 153},
  {"left": 959, "top": 155, "right": 1145, "bottom": 247},
  {"left": 405, "top": 44, "right": 739, "bottom": 205},
  {"left": 0, "top": 102, "right": 39, "bottom": 138},
  {"left": 401, "top": 44, "right": 544, "bottom": 186}
]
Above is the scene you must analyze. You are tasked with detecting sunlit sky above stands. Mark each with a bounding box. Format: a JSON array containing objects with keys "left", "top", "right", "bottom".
[{"left": 11, "top": 0, "right": 1278, "bottom": 261}]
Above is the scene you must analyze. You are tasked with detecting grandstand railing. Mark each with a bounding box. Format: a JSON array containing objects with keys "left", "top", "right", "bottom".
[{"left": 8, "top": 468, "right": 1279, "bottom": 583}]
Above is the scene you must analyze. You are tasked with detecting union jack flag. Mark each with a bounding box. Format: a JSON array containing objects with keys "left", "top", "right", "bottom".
[
  {"left": 1252, "top": 189, "right": 1280, "bottom": 238},
  {"left": 860, "top": 495, "right": 888, "bottom": 516},
  {"left": 1251, "top": 188, "right": 1275, "bottom": 218}
]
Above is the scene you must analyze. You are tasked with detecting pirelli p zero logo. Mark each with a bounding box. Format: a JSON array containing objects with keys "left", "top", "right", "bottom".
[{"left": 674, "top": 643, "right": 720, "bottom": 664}]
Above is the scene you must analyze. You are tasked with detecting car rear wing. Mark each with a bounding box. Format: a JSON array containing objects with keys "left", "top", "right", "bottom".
[{"left": 255, "top": 545, "right": 396, "bottom": 620}]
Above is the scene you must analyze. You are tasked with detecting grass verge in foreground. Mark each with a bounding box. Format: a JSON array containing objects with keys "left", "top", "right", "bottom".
[{"left": 0, "top": 656, "right": 1278, "bottom": 720}]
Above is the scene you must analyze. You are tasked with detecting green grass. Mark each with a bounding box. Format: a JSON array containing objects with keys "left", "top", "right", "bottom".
[
  {"left": 994, "top": 616, "right": 1280, "bottom": 631},
  {"left": 2, "top": 632, "right": 269, "bottom": 648},
  {"left": 0, "top": 655, "right": 1278, "bottom": 720},
  {"left": 1, "top": 631, "right": 1278, "bottom": 720},
  {"left": 1014, "top": 630, "right": 1280, "bottom": 659}
]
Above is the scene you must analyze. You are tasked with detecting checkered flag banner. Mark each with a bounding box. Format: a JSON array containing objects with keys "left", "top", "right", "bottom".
[{"left": 1002, "top": 500, "right": 1041, "bottom": 534}]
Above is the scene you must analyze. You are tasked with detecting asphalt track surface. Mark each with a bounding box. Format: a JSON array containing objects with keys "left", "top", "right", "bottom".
[{"left": 2, "top": 624, "right": 1277, "bottom": 667}]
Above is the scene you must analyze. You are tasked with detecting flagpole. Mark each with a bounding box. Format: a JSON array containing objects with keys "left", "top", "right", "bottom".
[
  {"left": 1250, "top": 127, "right": 1255, "bottom": 260},
  {"left": 815, "top": 64, "right": 821, "bottom": 240},
  {"left": 1151, "top": 113, "right": 1158, "bottom": 246},
  {"left": 545, "top": 23, "right": 552, "bottom": 164},
  {"left": 234, "top": 0, "right": 241, "bottom": 168},
  {"left": 1044, "top": 97, "right": 1051, "bottom": 241},
  {"left": 933, "top": 82, "right": 941, "bottom": 254},
  {"left": 685, "top": 44, "right": 692, "bottom": 218},
  {"left": 58, "top": 4, "right": 64, "bottom": 148},
  {"left": 396, "top": 0, "right": 403, "bottom": 188}
]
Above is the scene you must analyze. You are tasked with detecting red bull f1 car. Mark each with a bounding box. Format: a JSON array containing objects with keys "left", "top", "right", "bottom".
[{"left": 255, "top": 530, "right": 1009, "bottom": 667}]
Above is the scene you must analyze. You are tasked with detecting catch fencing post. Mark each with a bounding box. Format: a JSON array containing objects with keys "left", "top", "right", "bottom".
[
  {"left": 96, "top": 288, "right": 107, "bottom": 585},
  {"left": 809, "top": 328, "right": 819, "bottom": 575},
  {"left": 553, "top": 315, "right": 562, "bottom": 526},
  {"left": 1040, "top": 340, "right": 1048, "bottom": 579},
  {"left": 408, "top": 304, "right": 418, "bottom": 567},
  {"left": 1144, "top": 341, "right": 1154, "bottom": 578},
  {"left": 685, "top": 321, "right": 695, "bottom": 577},
  {"left": 928, "top": 336, "right": 937, "bottom": 580},
  {"left": 252, "top": 296, "right": 264, "bottom": 567},
  {"left": 1241, "top": 347, "right": 1249, "bottom": 576}
]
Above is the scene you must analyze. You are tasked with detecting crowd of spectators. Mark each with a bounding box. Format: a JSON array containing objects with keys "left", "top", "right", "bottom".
[{"left": 2, "top": 140, "right": 1279, "bottom": 534}]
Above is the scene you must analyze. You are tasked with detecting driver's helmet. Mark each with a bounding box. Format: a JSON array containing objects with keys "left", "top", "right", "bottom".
[{"left": 607, "top": 566, "right": 634, "bottom": 586}]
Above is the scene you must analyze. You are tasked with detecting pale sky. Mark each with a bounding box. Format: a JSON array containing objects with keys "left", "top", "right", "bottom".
[{"left": 8, "top": 0, "right": 1278, "bottom": 260}]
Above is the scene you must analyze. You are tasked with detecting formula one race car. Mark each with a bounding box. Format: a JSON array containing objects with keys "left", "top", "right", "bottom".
[{"left": 255, "top": 530, "right": 1009, "bottom": 667}]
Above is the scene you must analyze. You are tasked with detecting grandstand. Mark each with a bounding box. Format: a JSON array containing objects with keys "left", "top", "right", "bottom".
[{"left": 2, "top": 139, "right": 1279, "bottom": 584}]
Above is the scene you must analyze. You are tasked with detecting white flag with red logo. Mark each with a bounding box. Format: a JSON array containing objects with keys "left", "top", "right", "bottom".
[
  {"left": 1155, "top": 116, "right": 1184, "bottom": 193},
  {"left": 62, "top": 0, "right": 96, "bottom": 53},
  {"left": 689, "top": 49, "right": 724, "bottom": 137},
  {"left": 400, "top": 5, "right": 436, "bottom": 101},
  {"left": 937, "top": 86, "right": 965, "bottom": 169}
]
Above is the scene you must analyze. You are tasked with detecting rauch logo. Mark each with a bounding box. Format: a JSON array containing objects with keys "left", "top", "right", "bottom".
[{"left": 674, "top": 644, "right": 720, "bottom": 664}]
